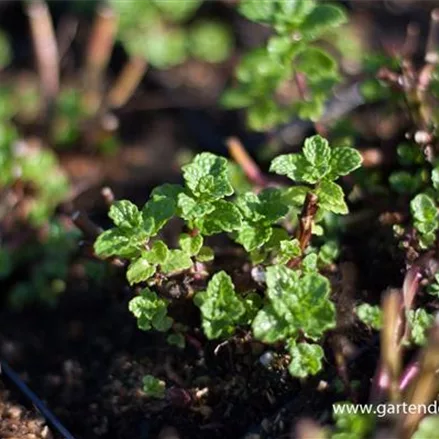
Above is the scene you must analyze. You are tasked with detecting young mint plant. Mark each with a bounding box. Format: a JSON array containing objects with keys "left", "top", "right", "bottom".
[
  {"left": 270, "top": 135, "right": 362, "bottom": 215},
  {"left": 128, "top": 288, "right": 173, "bottom": 332},
  {"left": 407, "top": 308, "right": 434, "bottom": 346},
  {"left": 355, "top": 303, "right": 382, "bottom": 330},
  {"left": 94, "top": 135, "right": 361, "bottom": 380},
  {"left": 252, "top": 265, "right": 336, "bottom": 377},
  {"left": 410, "top": 193, "right": 439, "bottom": 249},
  {"left": 194, "top": 271, "right": 248, "bottom": 340},
  {"left": 222, "top": 0, "right": 347, "bottom": 130},
  {"left": 142, "top": 375, "right": 166, "bottom": 399}
]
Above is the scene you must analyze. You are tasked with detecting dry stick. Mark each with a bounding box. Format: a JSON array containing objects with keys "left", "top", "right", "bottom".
[
  {"left": 83, "top": 5, "right": 117, "bottom": 114},
  {"left": 226, "top": 137, "right": 267, "bottom": 187},
  {"left": 416, "top": 9, "right": 439, "bottom": 128},
  {"left": 287, "top": 192, "right": 318, "bottom": 269},
  {"left": 380, "top": 290, "right": 403, "bottom": 404},
  {"left": 71, "top": 210, "right": 102, "bottom": 240},
  {"left": 26, "top": 0, "right": 59, "bottom": 110},
  {"left": 399, "top": 321, "right": 439, "bottom": 439},
  {"left": 106, "top": 57, "right": 148, "bottom": 109}
]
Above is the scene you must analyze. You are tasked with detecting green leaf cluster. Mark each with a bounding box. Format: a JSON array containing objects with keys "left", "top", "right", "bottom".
[
  {"left": 331, "top": 402, "right": 375, "bottom": 439},
  {"left": 195, "top": 271, "right": 250, "bottom": 339},
  {"left": 407, "top": 308, "right": 434, "bottom": 346},
  {"left": 222, "top": 1, "right": 347, "bottom": 130},
  {"left": 271, "top": 135, "right": 362, "bottom": 215},
  {"left": 252, "top": 265, "right": 336, "bottom": 376},
  {"left": 142, "top": 375, "right": 166, "bottom": 399},
  {"left": 129, "top": 288, "right": 173, "bottom": 332},
  {"left": 110, "top": 0, "right": 232, "bottom": 68},
  {"left": 410, "top": 193, "right": 439, "bottom": 249},
  {"left": 355, "top": 303, "right": 382, "bottom": 330},
  {"left": 0, "top": 121, "right": 69, "bottom": 226}
]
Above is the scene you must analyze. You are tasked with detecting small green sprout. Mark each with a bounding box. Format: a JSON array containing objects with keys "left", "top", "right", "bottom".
[
  {"left": 355, "top": 303, "right": 382, "bottom": 330},
  {"left": 407, "top": 309, "right": 434, "bottom": 346},
  {"left": 410, "top": 193, "right": 439, "bottom": 249},
  {"left": 194, "top": 271, "right": 248, "bottom": 340},
  {"left": 128, "top": 288, "right": 173, "bottom": 332},
  {"left": 142, "top": 375, "right": 166, "bottom": 399}
]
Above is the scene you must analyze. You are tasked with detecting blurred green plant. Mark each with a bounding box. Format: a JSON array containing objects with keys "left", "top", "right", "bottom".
[{"left": 221, "top": 0, "right": 347, "bottom": 131}]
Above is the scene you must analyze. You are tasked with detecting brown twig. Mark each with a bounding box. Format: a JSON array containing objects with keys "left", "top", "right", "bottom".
[
  {"left": 71, "top": 210, "right": 102, "bottom": 240},
  {"left": 287, "top": 192, "right": 318, "bottom": 268},
  {"left": 226, "top": 137, "right": 267, "bottom": 187},
  {"left": 83, "top": 5, "right": 117, "bottom": 114},
  {"left": 26, "top": 0, "right": 59, "bottom": 107},
  {"left": 106, "top": 57, "right": 148, "bottom": 109}
]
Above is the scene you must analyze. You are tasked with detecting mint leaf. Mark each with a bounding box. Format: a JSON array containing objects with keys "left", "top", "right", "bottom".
[
  {"left": 265, "top": 265, "right": 336, "bottom": 340},
  {"left": 252, "top": 304, "right": 289, "bottom": 343},
  {"left": 318, "top": 241, "right": 339, "bottom": 266},
  {"left": 151, "top": 184, "right": 184, "bottom": 202},
  {"left": 275, "top": 239, "right": 301, "bottom": 264},
  {"left": 288, "top": 342, "right": 324, "bottom": 378},
  {"left": 236, "top": 223, "right": 272, "bottom": 252},
  {"left": 303, "top": 135, "right": 331, "bottom": 166},
  {"left": 355, "top": 303, "right": 382, "bottom": 330},
  {"left": 196, "top": 246, "right": 215, "bottom": 262},
  {"left": 142, "top": 195, "right": 176, "bottom": 236},
  {"left": 144, "top": 240, "right": 169, "bottom": 265},
  {"left": 179, "top": 233, "right": 203, "bottom": 256},
  {"left": 108, "top": 200, "right": 143, "bottom": 230},
  {"left": 178, "top": 192, "right": 215, "bottom": 221},
  {"left": 236, "top": 188, "right": 289, "bottom": 224},
  {"left": 329, "top": 147, "right": 362, "bottom": 179},
  {"left": 198, "top": 200, "right": 242, "bottom": 235},
  {"left": 316, "top": 180, "right": 348, "bottom": 214},
  {"left": 161, "top": 249, "right": 193, "bottom": 274},
  {"left": 127, "top": 257, "right": 156, "bottom": 285},
  {"left": 411, "top": 194, "right": 439, "bottom": 234},
  {"left": 270, "top": 153, "right": 325, "bottom": 184},
  {"left": 142, "top": 375, "right": 165, "bottom": 399},
  {"left": 408, "top": 309, "right": 434, "bottom": 346},
  {"left": 128, "top": 288, "right": 171, "bottom": 332},
  {"left": 238, "top": 0, "right": 276, "bottom": 24},
  {"left": 94, "top": 228, "right": 145, "bottom": 258},
  {"left": 300, "top": 4, "right": 347, "bottom": 40},
  {"left": 296, "top": 47, "right": 337, "bottom": 80},
  {"left": 195, "top": 271, "right": 245, "bottom": 339},
  {"left": 182, "top": 153, "right": 233, "bottom": 201}
]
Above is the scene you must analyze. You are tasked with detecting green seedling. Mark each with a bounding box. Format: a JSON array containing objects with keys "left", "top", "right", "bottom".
[{"left": 94, "top": 135, "right": 362, "bottom": 379}]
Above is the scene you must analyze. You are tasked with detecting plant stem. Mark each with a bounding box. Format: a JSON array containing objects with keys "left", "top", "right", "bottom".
[
  {"left": 26, "top": 0, "right": 59, "bottom": 109},
  {"left": 287, "top": 192, "right": 318, "bottom": 268},
  {"left": 226, "top": 137, "right": 267, "bottom": 187},
  {"left": 106, "top": 57, "right": 148, "bottom": 109},
  {"left": 83, "top": 5, "right": 117, "bottom": 114}
]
